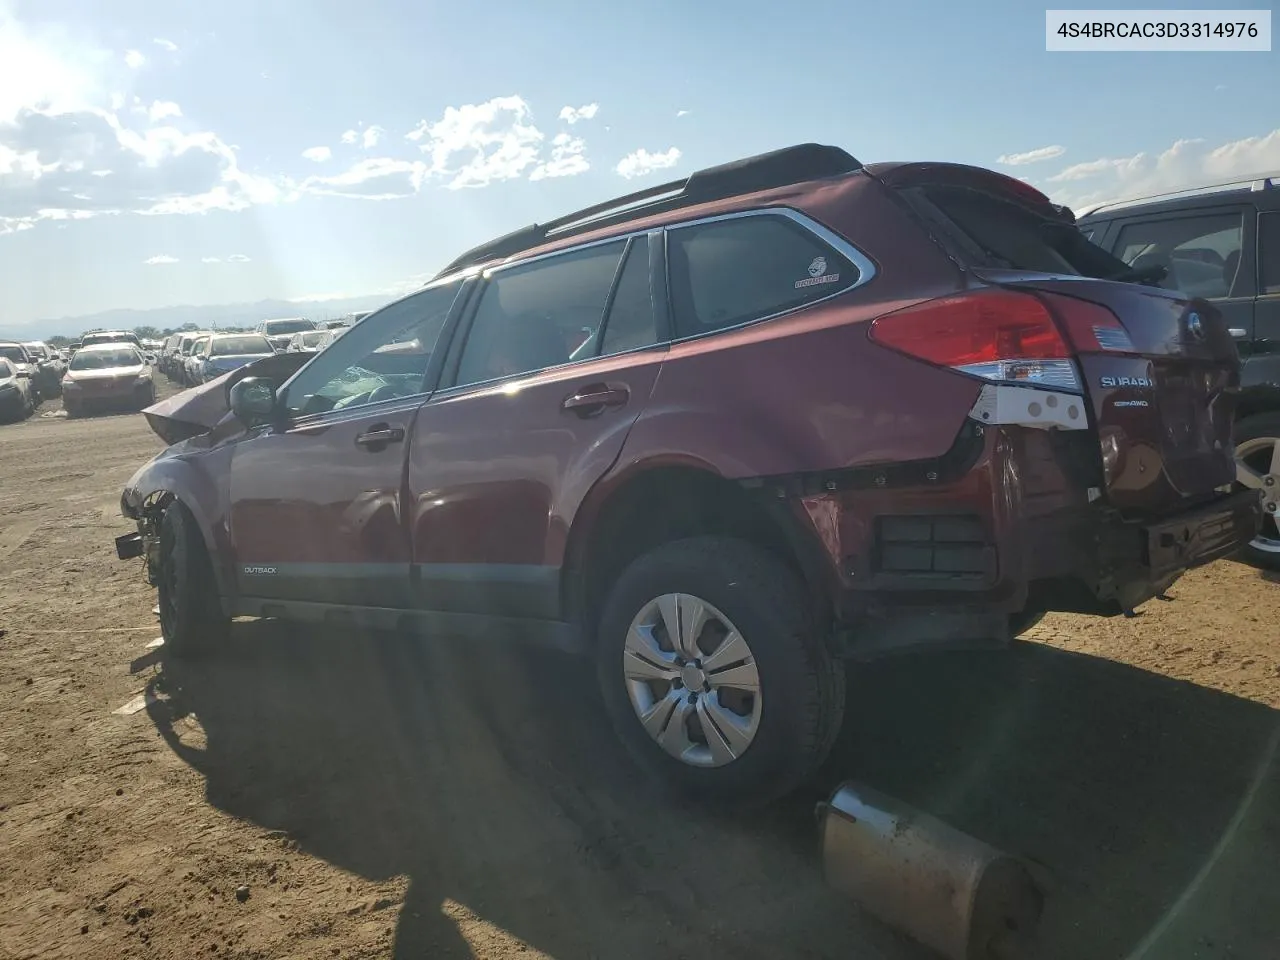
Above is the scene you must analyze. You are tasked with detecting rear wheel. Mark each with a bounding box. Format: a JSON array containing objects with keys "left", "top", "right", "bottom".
[
  {"left": 1235, "top": 413, "right": 1280, "bottom": 570},
  {"left": 596, "top": 536, "right": 845, "bottom": 809},
  {"left": 157, "top": 501, "right": 229, "bottom": 658}
]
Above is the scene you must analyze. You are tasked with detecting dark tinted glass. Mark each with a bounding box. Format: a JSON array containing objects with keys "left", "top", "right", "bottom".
[
  {"left": 454, "top": 241, "right": 626, "bottom": 386},
  {"left": 666, "top": 215, "right": 856, "bottom": 337},
  {"left": 600, "top": 237, "right": 658, "bottom": 355},
  {"left": 1112, "top": 213, "right": 1244, "bottom": 299}
]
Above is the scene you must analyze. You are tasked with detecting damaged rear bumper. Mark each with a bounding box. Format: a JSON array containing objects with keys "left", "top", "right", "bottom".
[{"left": 771, "top": 423, "right": 1263, "bottom": 653}]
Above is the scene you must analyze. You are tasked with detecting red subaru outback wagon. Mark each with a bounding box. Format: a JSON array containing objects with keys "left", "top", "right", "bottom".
[{"left": 118, "top": 144, "right": 1261, "bottom": 806}]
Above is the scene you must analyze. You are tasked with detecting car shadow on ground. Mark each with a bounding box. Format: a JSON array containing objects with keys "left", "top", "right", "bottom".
[{"left": 147, "top": 623, "right": 1280, "bottom": 960}]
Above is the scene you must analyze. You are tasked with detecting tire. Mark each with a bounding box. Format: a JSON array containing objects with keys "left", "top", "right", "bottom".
[
  {"left": 64, "top": 401, "right": 78, "bottom": 419},
  {"left": 157, "top": 500, "right": 229, "bottom": 658},
  {"left": 1234, "top": 412, "right": 1280, "bottom": 571},
  {"left": 596, "top": 536, "right": 845, "bottom": 809}
]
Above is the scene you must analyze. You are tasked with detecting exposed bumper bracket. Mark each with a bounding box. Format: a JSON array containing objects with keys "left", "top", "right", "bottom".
[{"left": 967, "top": 383, "right": 1088, "bottom": 431}]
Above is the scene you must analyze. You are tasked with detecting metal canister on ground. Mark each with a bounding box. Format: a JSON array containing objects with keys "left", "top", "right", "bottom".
[{"left": 818, "top": 781, "right": 1045, "bottom": 960}]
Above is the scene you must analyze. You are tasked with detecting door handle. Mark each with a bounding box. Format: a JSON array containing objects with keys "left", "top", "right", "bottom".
[
  {"left": 562, "top": 385, "right": 630, "bottom": 416},
  {"left": 355, "top": 424, "right": 405, "bottom": 449}
]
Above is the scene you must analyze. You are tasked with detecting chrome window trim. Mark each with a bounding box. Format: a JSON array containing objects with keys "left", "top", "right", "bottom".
[
  {"left": 661, "top": 206, "right": 877, "bottom": 343},
  {"left": 432, "top": 207, "right": 876, "bottom": 394}
]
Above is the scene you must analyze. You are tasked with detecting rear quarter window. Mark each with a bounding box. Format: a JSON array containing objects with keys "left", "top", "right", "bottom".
[{"left": 665, "top": 213, "right": 860, "bottom": 337}]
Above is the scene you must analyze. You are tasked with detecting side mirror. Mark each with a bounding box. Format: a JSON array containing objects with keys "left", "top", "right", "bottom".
[{"left": 229, "top": 377, "right": 278, "bottom": 426}]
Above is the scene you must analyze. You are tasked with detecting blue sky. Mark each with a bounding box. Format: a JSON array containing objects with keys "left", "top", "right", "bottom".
[{"left": 1, "top": 0, "right": 1277, "bottom": 328}]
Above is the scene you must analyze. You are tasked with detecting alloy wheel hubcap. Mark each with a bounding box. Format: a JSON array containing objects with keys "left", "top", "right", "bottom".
[
  {"left": 622, "top": 592, "right": 762, "bottom": 768},
  {"left": 1236, "top": 436, "right": 1280, "bottom": 552}
]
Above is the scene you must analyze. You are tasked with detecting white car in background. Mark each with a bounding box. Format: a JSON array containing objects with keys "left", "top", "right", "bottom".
[
  {"left": 61, "top": 343, "right": 155, "bottom": 417},
  {"left": 254, "top": 317, "right": 317, "bottom": 352},
  {"left": 285, "top": 329, "right": 332, "bottom": 353}
]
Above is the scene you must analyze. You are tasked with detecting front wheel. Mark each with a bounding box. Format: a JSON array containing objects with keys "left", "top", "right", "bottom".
[
  {"left": 1234, "top": 412, "right": 1280, "bottom": 570},
  {"left": 157, "top": 501, "right": 229, "bottom": 658},
  {"left": 596, "top": 536, "right": 845, "bottom": 809}
]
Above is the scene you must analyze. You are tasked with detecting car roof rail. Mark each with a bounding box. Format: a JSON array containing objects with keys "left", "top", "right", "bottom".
[
  {"left": 1080, "top": 170, "right": 1279, "bottom": 217},
  {"left": 433, "top": 143, "right": 862, "bottom": 277}
]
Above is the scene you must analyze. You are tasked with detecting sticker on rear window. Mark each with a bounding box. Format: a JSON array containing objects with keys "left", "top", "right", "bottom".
[{"left": 795, "top": 256, "right": 840, "bottom": 290}]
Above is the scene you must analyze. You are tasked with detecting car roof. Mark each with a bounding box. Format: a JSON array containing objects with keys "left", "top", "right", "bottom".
[
  {"left": 1077, "top": 173, "right": 1279, "bottom": 222},
  {"left": 434, "top": 142, "right": 864, "bottom": 279},
  {"left": 78, "top": 341, "right": 140, "bottom": 351}
]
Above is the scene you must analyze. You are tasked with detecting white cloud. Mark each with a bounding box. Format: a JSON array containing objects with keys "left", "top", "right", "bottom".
[
  {"left": 1046, "top": 129, "right": 1280, "bottom": 210},
  {"left": 301, "top": 157, "right": 428, "bottom": 200},
  {"left": 340, "top": 129, "right": 358, "bottom": 145},
  {"left": 615, "top": 146, "right": 681, "bottom": 179},
  {"left": 227, "top": 253, "right": 250, "bottom": 262},
  {"left": 144, "top": 254, "right": 177, "bottom": 264},
  {"left": 0, "top": 12, "right": 100, "bottom": 123},
  {"left": 558, "top": 103, "right": 599, "bottom": 125},
  {"left": 301, "top": 145, "right": 332, "bottom": 162},
  {"left": 124, "top": 49, "right": 145, "bottom": 69},
  {"left": 152, "top": 38, "right": 179, "bottom": 53},
  {"left": 0, "top": 104, "right": 289, "bottom": 232},
  {"left": 406, "top": 95, "right": 545, "bottom": 189},
  {"left": 530, "top": 133, "right": 588, "bottom": 181},
  {"left": 996, "top": 144, "right": 1066, "bottom": 166},
  {"left": 148, "top": 100, "right": 182, "bottom": 122},
  {"left": 362, "top": 125, "right": 384, "bottom": 149},
  {"left": 676, "top": 109, "right": 690, "bottom": 118}
]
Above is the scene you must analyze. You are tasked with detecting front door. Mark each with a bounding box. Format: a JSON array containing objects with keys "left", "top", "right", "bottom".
[
  {"left": 228, "top": 279, "right": 465, "bottom": 608},
  {"left": 407, "top": 233, "right": 667, "bottom": 619}
]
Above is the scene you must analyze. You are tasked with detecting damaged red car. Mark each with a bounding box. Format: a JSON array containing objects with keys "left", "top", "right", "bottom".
[{"left": 116, "top": 144, "right": 1262, "bottom": 807}]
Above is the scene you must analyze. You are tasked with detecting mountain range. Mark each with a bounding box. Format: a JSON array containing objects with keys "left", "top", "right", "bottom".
[{"left": 1, "top": 294, "right": 400, "bottom": 341}]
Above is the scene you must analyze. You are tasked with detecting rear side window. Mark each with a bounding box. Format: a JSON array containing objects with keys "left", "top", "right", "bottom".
[
  {"left": 1111, "top": 213, "right": 1244, "bottom": 299},
  {"left": 1260, "top": 212, "right": 1280, "bottom": 295},
  {"left": 666, "top": 214, "right": 858, "bottom": 337},
  {"left": 454, "top": 241, "right": 627, "bottom": 387}
]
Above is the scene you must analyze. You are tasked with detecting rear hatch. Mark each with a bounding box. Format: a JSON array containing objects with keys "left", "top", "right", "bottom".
[{"left": 869, "top": 163, "right": 1240, "bottom": 516}]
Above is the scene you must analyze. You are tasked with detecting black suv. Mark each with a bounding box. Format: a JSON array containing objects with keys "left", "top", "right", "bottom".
[{"left": 1079, "top": 175, "right": 1280, "bottom": 568}]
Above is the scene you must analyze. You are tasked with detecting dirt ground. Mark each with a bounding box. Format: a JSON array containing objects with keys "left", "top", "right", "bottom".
[{"left": 2, "top": 380, "right": 1279, "bottom": 960}]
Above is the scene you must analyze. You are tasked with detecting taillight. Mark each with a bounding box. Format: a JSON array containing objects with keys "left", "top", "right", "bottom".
[
  {"left": 1037, "top": 291, "right": 1135, "bottom": 353},
  {"left": 868, "top": 290, "right": 1082, "bottom": 392}
]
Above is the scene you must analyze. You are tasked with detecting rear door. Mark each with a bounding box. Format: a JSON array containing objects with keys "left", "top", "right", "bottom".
[
  {"left": 227, "top": 280, "right": 464, "bottom": 608},
  {"left": 406, "top": 233, "right": 666, "bottom": 619}
]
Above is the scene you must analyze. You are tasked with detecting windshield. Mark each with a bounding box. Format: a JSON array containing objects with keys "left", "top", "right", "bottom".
[
  {"left": 23, "top": 344, "right": 47, "bottom": 359},
  {"left": 0, "top": 345, "right": 27, "bottom": 363},
  {"left": 83, "top": 332, "right": 140, "bottom": 346},
  {"left": 211, "top": 335, "right": 273, "bottom": 356},
  {"left": 300, "top": 331, "right": 327, "bottom": 346},
  {"left": 263, "top": 319, "right": 315, "bottom": 335},
  {"left": 70, "top": 347, "right": 141, "bottom": 370}
]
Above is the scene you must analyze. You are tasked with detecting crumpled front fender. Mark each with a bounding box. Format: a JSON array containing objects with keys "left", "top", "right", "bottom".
[{"left": 120, "top": 443, "right": 236, "bottom": 600}]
